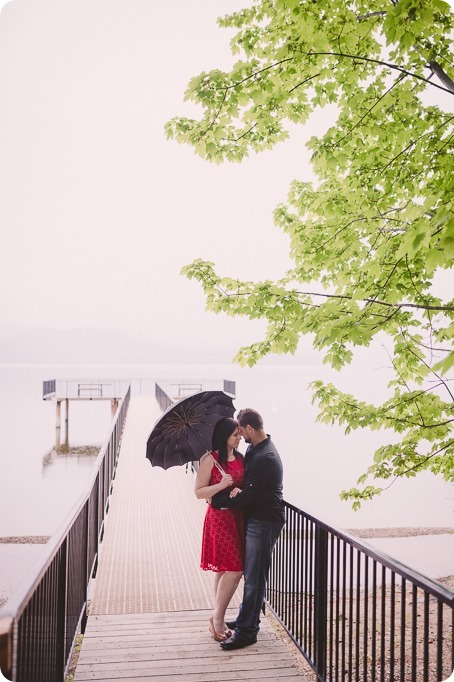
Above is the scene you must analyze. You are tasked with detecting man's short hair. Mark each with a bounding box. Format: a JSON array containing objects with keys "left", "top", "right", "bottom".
[{"left": 237, "top": 408, "right": 263, "bottom": 430}]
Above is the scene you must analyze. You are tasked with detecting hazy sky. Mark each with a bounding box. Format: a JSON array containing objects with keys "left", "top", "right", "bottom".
[
  {"left": 0, "top": 0, "right": 452, "bottom": 356},
  {"left": 0, "top": 0, "right": 320, "bottom": 354}
]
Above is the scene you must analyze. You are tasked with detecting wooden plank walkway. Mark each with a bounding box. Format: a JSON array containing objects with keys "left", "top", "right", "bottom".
[
  {"left": 74, "top": 397, "right": 308, "bottom": 681},
  {"left": 75, "top": 612, "right": 306, "bottom": 681}
]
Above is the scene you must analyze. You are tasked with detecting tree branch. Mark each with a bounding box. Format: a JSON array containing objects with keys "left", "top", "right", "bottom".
[
  {"left": 382, "top": 440, "right": 454, "bottom": 484},
  {"left": 288, "top": 72, "right": 321, "bottom": 94},
  {"left": 197, "top": 57, "right": 295, "bottom": 138},
  {"left": 224, "top": 57, "right": 294, "bottom": 90},
  {"left": 306, "top": 51, "right": 454, "bottom": 95},
  {"left": 333, "top": 75, "right": 405, "bottom": 148},
  {"left": 401, "top": 329, "right": 454, "bottom": 402},
  {"left": 428, "top": 60, "right": 454, "bottom": 93},
  {"left": 230, "top": 122, "right": 259, "bottom": 143},
  {"left": 380, "top": 116, "right": 454, "bottom": 174},
  {"left": 197, "top": 89, "right": 227, "bottom": 140},
  {"left": 357, "top": 12, "right": 387, "bottom": 21},
  {"left": 293, "top": 290, "right": 454, "bottom": 313},
  {"left": 191, "top": 263, "right": 453, "bottom": 315}
]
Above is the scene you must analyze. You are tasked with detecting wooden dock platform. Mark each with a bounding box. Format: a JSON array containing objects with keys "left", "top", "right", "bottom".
[{"left": 74, "top": 397, "right": 308, "bottom": 681}]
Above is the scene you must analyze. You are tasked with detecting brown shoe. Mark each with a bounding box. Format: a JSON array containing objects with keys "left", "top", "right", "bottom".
[{"left": 209, "top": 616, "right": 226, "bottom": 642}]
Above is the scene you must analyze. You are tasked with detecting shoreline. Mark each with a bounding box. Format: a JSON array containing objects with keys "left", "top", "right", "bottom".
[
  {"left": 1, "top": 527, "right": 452, "bottom": 545},
  {"left": 346, "top": 526, "right": 453, "bottom": 539},
  {"left": 0, "top": 536, "right": 50, "bottom": 544}
]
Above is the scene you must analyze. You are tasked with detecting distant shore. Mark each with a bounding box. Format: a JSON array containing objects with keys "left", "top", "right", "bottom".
[
  {"left": 1, "top": 527, "right": 452, "bottom": 545},
  {"left": 0, "top": 536, "right": 50, "bottom": 544},
  {"left": 346, "top": 526, "right": 453, "bottom": 539}
]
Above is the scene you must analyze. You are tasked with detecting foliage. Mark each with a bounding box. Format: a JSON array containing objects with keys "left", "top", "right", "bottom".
[{"left": 166, "top": 0, "right": 454, "bottom": 507}]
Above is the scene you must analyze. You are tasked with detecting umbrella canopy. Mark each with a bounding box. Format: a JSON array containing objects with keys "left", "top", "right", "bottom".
[{"left": 146, "top": 390, "right": 235, "bottom": 470}]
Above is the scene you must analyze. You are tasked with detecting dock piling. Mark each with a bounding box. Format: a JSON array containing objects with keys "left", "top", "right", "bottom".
[
  {"left": 56, "top": 400, "right": 61, "bottom": 450},
  {"left": 111, "top": 399, "right": 118, "bottom": 417}
]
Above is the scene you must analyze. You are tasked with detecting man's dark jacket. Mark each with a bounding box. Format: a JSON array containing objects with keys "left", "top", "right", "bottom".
[{"left": 211, "top": 435, "right": 285, "bottom": 524}]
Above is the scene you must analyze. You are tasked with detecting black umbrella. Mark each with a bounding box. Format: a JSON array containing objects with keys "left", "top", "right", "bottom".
[{"left": 146, "top": 390, "right": 235, "bottom": 470}]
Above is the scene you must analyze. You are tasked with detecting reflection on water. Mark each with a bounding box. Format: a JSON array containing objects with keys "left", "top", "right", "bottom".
[
  {"left": 0, "top": 545, "right": 45, "bottom": 606},
  {"left": 42, "top": 445, "right": 99, "bottom": 472},
  {"left": 0, "top": 442, "right": 102, "bottom": 538},
  {"left": 1, "top": 445, "right": 100, "bottom": 605}
]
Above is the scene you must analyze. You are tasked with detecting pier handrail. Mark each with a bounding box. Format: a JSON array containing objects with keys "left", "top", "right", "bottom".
[
  {"left": 223, "top": 379, "right": 236, "bottom": 396},
  {"left": 0, "top": 385, "right": 131, "bottom": 682},
  {"left": 155, "top": 382, "right": 172, "bottom": 411},
  {"left": 154, "top": 379, "right": 236, "bottom": 406},
  {"left": 42, "top": 378, "right": 129, "bottom": 401},
  {"left": 268, "top": 501, "right": 454, "bottom": 682},
  {"left": 42, "top": 379, "right": 56, "bottom": 399}
]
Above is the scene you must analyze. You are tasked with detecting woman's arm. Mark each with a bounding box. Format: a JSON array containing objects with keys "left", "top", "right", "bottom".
[{"left": 194, "top": 452, "right": 233, "bottom": 500}]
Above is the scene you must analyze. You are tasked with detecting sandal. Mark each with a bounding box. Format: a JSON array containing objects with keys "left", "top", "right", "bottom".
[{"left": 209, "top": 615, "right": 227, "bottom": 642}]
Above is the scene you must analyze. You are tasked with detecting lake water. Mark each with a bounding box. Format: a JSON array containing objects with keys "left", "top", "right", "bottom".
[{"left": 0, "top": 362, "right": 453, "bottom": 602}]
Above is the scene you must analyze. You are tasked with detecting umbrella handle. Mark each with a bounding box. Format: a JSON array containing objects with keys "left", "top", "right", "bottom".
[{"left": 207, "top": 452, "right": 228, "bottom": 476}]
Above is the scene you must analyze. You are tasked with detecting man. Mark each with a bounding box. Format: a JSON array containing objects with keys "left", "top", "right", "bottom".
[{"left": 210, "top": 407, "right": 285, "bottom": 650}]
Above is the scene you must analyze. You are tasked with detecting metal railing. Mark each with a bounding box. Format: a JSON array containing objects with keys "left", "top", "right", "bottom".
[
  {"left": 0, "top": 386, "right": 131, "bottom": 682},
  {"left": 42, "top": 380, "right": 56, "bottom": 399},
  {"left": 155, "top": 382, "right": 172, "bottom": 411},
  {"left": 43, "top": 378, "right": 237, "bottom": 401},
  {"left": 42, "top": 379, "right": 130, "bottom": 401},
  {"left": 268, "top": 502, "right": 454, "bottom": 682},
  {"left": 154, "top": 379, "right": 236, "bottom": 404},
  {"left": 223, "top": 379, "right": 236, "bottom": 396}
]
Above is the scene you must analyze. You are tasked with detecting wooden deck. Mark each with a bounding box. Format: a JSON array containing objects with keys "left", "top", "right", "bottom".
[{"left": 74, "top": 397, "right": 308, "bottom": 681}]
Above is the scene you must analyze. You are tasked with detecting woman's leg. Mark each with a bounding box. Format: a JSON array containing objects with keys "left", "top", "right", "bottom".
[
  {"left": 209, "top": 571, "right": 226, "bottom": 639},
  {"left": 213, "top": 571, "right": 242, "bottom": 633},
  {"left": 213, "top": 571, "right": 224, "bottom": 600}
]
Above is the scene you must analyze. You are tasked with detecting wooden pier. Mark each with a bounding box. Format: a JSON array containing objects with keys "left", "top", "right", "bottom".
[
  {"left": 73, "top": 397, "right": 308, "bottom": 681},
  {"left": 43, "top": 379, "right": 128, "bottom": 450}
]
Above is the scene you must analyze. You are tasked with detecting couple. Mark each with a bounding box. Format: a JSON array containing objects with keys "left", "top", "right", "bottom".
[{"left": 195, "top": 408, "right": 285, "bottom": 650}]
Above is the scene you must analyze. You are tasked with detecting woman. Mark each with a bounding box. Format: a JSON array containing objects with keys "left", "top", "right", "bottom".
[{"left": 195, "top": 417, "right": 244, "bottom": 641}]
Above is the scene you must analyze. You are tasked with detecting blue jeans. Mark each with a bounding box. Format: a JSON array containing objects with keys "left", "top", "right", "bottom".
[{"left": 235, "top": 517, "right": 285, "bottom": 639}]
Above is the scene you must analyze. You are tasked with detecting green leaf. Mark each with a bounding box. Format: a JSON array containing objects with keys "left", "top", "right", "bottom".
[{"left": 168, "top": 0, "right": 454, "bottom": 507}]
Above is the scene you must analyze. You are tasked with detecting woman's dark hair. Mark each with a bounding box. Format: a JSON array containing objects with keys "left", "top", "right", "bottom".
[{"left": 212, "top": 417, "right": 240, "bottom": 470}]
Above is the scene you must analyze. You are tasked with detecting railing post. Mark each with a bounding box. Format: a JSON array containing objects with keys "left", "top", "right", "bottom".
[
  {"left": 81, "top": 501, "right": 90, "bottom": 636},
  {"left": 56, "top": 400, "right": 61, "bottom": 450},
  {"left": 0, "top": 616, "right": 13, "bottom": 681},
  {"left": 56, "top": 540, "right": 68, "bottom": 681},
  {"left": 314, "top": 525, "right": 328, "bottom": 681}
]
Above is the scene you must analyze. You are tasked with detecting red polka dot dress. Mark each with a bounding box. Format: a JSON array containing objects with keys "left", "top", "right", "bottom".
[{"left": 200, "top": 452, "right": 245, "bottom": 572}]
